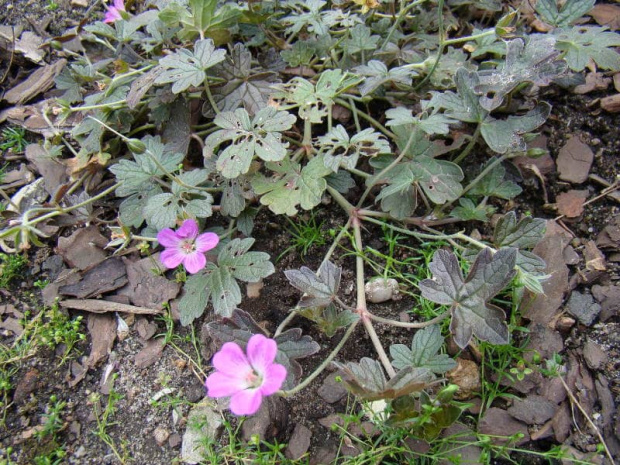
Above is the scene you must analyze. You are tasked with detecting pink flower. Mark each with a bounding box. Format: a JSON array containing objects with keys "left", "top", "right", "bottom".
[
  {"left": 205, "top": 334, "right": 287, "bottom": 416},
  {"left": 157, "top": 219, "right": 219, "bottom": 274},
  {"left": 104, "top": 0, "right": 126, "bottom": 23}
]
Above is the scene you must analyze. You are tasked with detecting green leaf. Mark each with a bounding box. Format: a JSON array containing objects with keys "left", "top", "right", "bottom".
[
  {"left": 420, "top": 248, "right": 517, "bottom": 349},
  {"left": 284, "top": 260, "right": 341, "bottom": 308},
  {"left": 189, "top": 0, "right": 218, "bottom": 34},
  {"left": 449, "top": 198, "right": 493, "bottom": 222},
  {"left": 251, "top": 156, "right": 331, "bottom": 216},
  {"left": 378, "top": 186, "right": 417, "bottom": 219},
  {"left": 355, "top": 60, "right": 412, "bottom": 96},
  {"left": 206, "top": 309, "right": 320, "bottom": 389},
  {"left": 299, "top": 304, "right": 359, "bottom": 338},
  {"left": 481, "top": 103, "right": 551, "bottom": 154},
  {"left": 535, "top": 0, "right": 595, "bottom": 28},
  {"left": 155, "top": 39, "right": 226, "bottom": 93},
  {"left": 317, "top": 125, "right": 391, "bottom": 173},
  {"left": 424, "top": 68, "right": 487, "bottom": 124},
  {"left": 220, "top": 179, "right": 245, "bottom": 217},
  {"left": 554, "top": 27, "right": 620, "bottom": 72},
  {"left": 283, "top": 0, "right": 329, "bottom": 36},
  {"left": 281, "top": 41, "right": 315, "bottom": 67},
  {"left": 218, "top": 238, "right": 275, "bottom": 283},
  {"left": 475, "top": 37, "right": 567, "bottom": 111},
  {"left": 415, "top": 156, "right": 464, "bottom": 204},
  {"left": 118, "top": 185, "right": 162, "bottom": 229},
  {"left": 109, "top": 135, "right": 184, "bottom": 197},
  {"left": 390, "top": 325, "right": 457, "bottom": 374},
  {"left": 468, "top": 159, "right": 522, "bottom": 199},
  {"left": 386, "top": 108, "right": 457, "bottom": 135},
  {"left": 333, "top": 358, "right": 435, "bottom": 401},
  {"left": 344, "top": 24, "right": 380, "bottom": 55},
  {"left": 54, "top": 68, "right": 83, "bottom": 104},
  {"left": 205, "top": 107, "right": 296, "bottom": 179},
  {"left": 178, "top": 271, "right": 212, "bottom": 326}
]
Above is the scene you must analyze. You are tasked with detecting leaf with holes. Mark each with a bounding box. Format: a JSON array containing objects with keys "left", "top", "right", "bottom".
[
  {"left": 317, "top": 125, "right": 391, "bottom": 172},
  {"left": 204, "top": 106, "right": 296, "bottom": 179},
  {"left": 554, "top": 26, "right": 620, "bottom": 72},
  {"left": 284, "top": 260, "right": 341, "bottom": 308},
  {"left": 419, "top": 248, "right": 517, "bottom": 349},
  {"left": 155, "top": 38, "right": 226, "bottom": 93},
  {"left": 206, "top": 309, "right": 320, "bottom": 389},
  {"left": 424, "top": 68, "right": 487, "bottom": 124},
  {"left": 475, "top": 37, "right": 567, "bottom": 111},
  {"left": 332, "top": 358, "right": 436, "bottom": 401},
  {"left": 251, "top": 155, "right": 332, "bottom": 216},
  {"left": 390, "top": 325, "right": 456, "bottom": 375}
]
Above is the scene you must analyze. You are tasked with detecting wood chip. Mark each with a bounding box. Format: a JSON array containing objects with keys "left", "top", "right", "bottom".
[
  {"left": 573, "top": 72, "right": 611, "bottom": 95},
  {"left": 589, "top": 4, "right": 620, "bottom": 30},
  {"left": 556, "top": 136, "right": 594, "bottom": 184},
  {"left": 87, "top": 313, "right": 117, "bottom": 368},
  {"left": 584, "top": 240, "right": 606, "bottom": 271},
  {"left": 601, "top": 93, "right": 620, "bottom": 112},
  {"left": 60, "top": 299, "right": 163, "bottom": 315},
  {"left": 556, "top": 190, "right": 588, "bottom": 218},
  {"left": 3, "top": 59, "right": 67, "bottom": 105}
]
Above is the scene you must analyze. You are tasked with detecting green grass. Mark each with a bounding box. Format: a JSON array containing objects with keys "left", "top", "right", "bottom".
[
  {"left": 277, "top": 213, "right": 327, "bottom": 262},
  {"left": 0, "top": 253, "right": 28, "bottom": 289},
  {"left": 0, "top": 127, "right": 28, "bottom": 153}
]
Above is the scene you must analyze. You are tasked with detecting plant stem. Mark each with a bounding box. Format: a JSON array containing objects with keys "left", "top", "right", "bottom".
[
  {"left": 334, "top": 98, "right": 395, "bottom": 139},
  {"left": 366, "top": 310, "right": 449, "bottom": 329},
  {"left": 204, "top": 76, "right": 220, "bottom": 115},
  {"left": 278, "top": 319, "right": 360, "bottom": 397},
  {"left": 352, "top": 219, "right": 396, "bottom": 378},
  {"left": 452, "top": 124, "right": 481, "bottom": 164},
  {"left": 379, "top": 0, "right": 427, "bottom": 50},
  {"left": 413, "top": 0, "right": 445, "bottom": 91},
  {"left": 443, "top": 29, "right": 495, "bottom": 46}
]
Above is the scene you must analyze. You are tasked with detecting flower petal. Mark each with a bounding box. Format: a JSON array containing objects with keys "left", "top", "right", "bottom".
[
  {"left": 229, "top": 388, "right": 263, "bottom": 416},
  {"left": 205, "top": 372, "right": 245, "bottom": 397},
  {"left": 159, "top": 248, "right": 184, "bottom": 270},
  {"left": 259, "top": 363, "right": 287, "bottom": 396},
  {"left": 194, "top": 232, "right": 219, "bottom": 253},
  {"left": 183, "top": 252, "right": 206, "bottom": 274},
  {"left": 113, "top": 0, "right": 125, "bottom": 10},
  {"left": 212, "top": 342, "right": 252, "bottom": 378},
  {"left": 177, "top": 219, "right": 199, "bottom": 239},
  {"left": 247, "top": 334, "right": 277, "bottom": 374},
  {"left": 103, "top": 8, "right": 121, "bottom": 22},
  {"left": 157, "top": 228, "right": 180, "bottom": 248}
]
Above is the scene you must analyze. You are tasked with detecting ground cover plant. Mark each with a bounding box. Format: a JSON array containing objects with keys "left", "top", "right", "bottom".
[{"left": 1, "top": 0, "right": 620, "bottom": 463}]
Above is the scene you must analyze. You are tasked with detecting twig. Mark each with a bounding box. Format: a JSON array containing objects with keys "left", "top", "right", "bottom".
[{"left": 60, "top": 299, "right": 163, "bottom": 315}]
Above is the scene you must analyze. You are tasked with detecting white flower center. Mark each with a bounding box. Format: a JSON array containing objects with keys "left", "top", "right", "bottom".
[
  {"left": 245, "top": 370, "right": 262, "bottom": 389},
  {"left": 180, "top": 239, "right": 195, "bottom": 254}
]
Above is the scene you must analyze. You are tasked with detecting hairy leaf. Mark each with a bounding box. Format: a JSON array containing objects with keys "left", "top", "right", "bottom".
[
  {"left": 475, "top": 37, "right": 567, "bottom": 111},
  {"left": 155, "top": 39, "right": 226, "bottom": 93},
  {"left": 449, "top": 198, "right": 494, "bottom": 222},
  {"left": 480, "top": 103, "right": 551, "bottom": 154},
  {"left": 218, "top": 238, "right": 275, "bottom": 283},
  {"left": 386, "top": 108, "right": 457, "bottom": 135},
  {"left": 333, "top": 358, "right": 436, "bottom": 401},
  {"left": 468, "top": 159, "right": 522, "bottom": 199},
  {"left": 424, "top": 68, "right": 487, "bottom": 123},
  {"left": 344, "top": 24, "right": 380, "bottom": 55},
  {"left": 179, "top": 271, "right": 212, "bottom": 326},
  {"left": 284, "top": 260, "right": 341, "bottom": 308},
  {"left": 207, "top": 309, "right": 320, "bottom": 389},
  {"left": 390, "top": 325, "right": 456, "bottom": 374},
  {"left": 535, "top": 0, "right": 595, "bottom": 28},
  {"left": 299, "top": 304, "right": 359, "bottom": 337},
  {"left": 205, "top": 107, "right": 296, "bottom": 179},
  {"left": 355, "top": 60, "right": 412, "bottom": 96},
  {"left": 420, "top": 248, "right": 517, "bottom": 348},
  {"left": 493, "top": 211, "right": 546, "bottom": 249}
]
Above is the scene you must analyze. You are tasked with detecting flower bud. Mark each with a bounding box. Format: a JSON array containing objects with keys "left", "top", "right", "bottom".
[{"left": 127, "top": 138, "right": 146, "bottom": 154}]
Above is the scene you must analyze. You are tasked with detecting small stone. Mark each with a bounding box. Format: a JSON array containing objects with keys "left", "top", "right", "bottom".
[
  {"left": 185, "top": 380, "right": 206, "bottom": 403},
  {"left": 317, "top": 372, "right": 347, "bottom": 404},
  {"left": 71, "top": 0, "right": 88, "bottom": 6},
  {"left": 582, "top": 339, "right": 608, "bottom": 370},
  {"left": 153, "top": 427, "right": 170, "bottom": 446},
  {"left": 566, "top": 291, "right": 601, "bottom": 326},
  {"left": 556, "top": 316, "right": 576, "bottom": 333},
  {"left": 507, "top": 395, "right": 558, "bottom": 425},
  {"left": 12, "top": 369, "right": 39, "bottom": 404},
  {"left": 168, "top": 433, "right": 182, "bottom": 448},
  {"left": 285, "top": 424, "right": 312, "bottom": 460},
  {"left": 365, "top": 277, "right": 399, "bottom": 303},
  {"left": 478, "top": 407, "right": 530, "bottom": 445}
]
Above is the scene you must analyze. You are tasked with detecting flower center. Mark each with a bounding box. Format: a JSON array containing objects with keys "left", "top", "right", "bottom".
[
  {"left": 244, "top": 370, "right": 262, "bottom": 389},
  {"left": 180, "top": 239, "right": 195, "bottom": 254}
]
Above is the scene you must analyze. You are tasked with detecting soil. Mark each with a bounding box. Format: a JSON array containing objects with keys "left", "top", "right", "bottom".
[{"left": 1, "top": 2, "right": 620, "bottom": 465}]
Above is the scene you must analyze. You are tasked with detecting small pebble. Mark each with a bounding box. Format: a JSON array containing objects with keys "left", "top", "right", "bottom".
[{"left": 153, "top": 427, "right": 170, "bottom": 446}]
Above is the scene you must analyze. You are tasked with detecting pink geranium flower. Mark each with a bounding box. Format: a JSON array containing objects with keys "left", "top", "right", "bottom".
[
  {"left": 205, "top": 334, "right": 287, "bottom": 416},
  {"left": 104, "top": 0, "right": 126, "bottom": 23},
  {"left": 157, "top": 219, "right": 219, "bottom": 274}
]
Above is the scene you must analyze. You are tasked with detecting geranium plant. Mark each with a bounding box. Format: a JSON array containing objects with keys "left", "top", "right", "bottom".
[{"left": 1, "top": 0, "right": 617, "bottom": 458}]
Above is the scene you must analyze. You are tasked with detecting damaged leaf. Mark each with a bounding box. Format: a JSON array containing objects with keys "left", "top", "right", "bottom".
[
  {"left": 284, "top": 260, "right": 341, "bottom": 308},
  {"left": 390, "top": 325, "right": 456, "bottom": 375}
]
